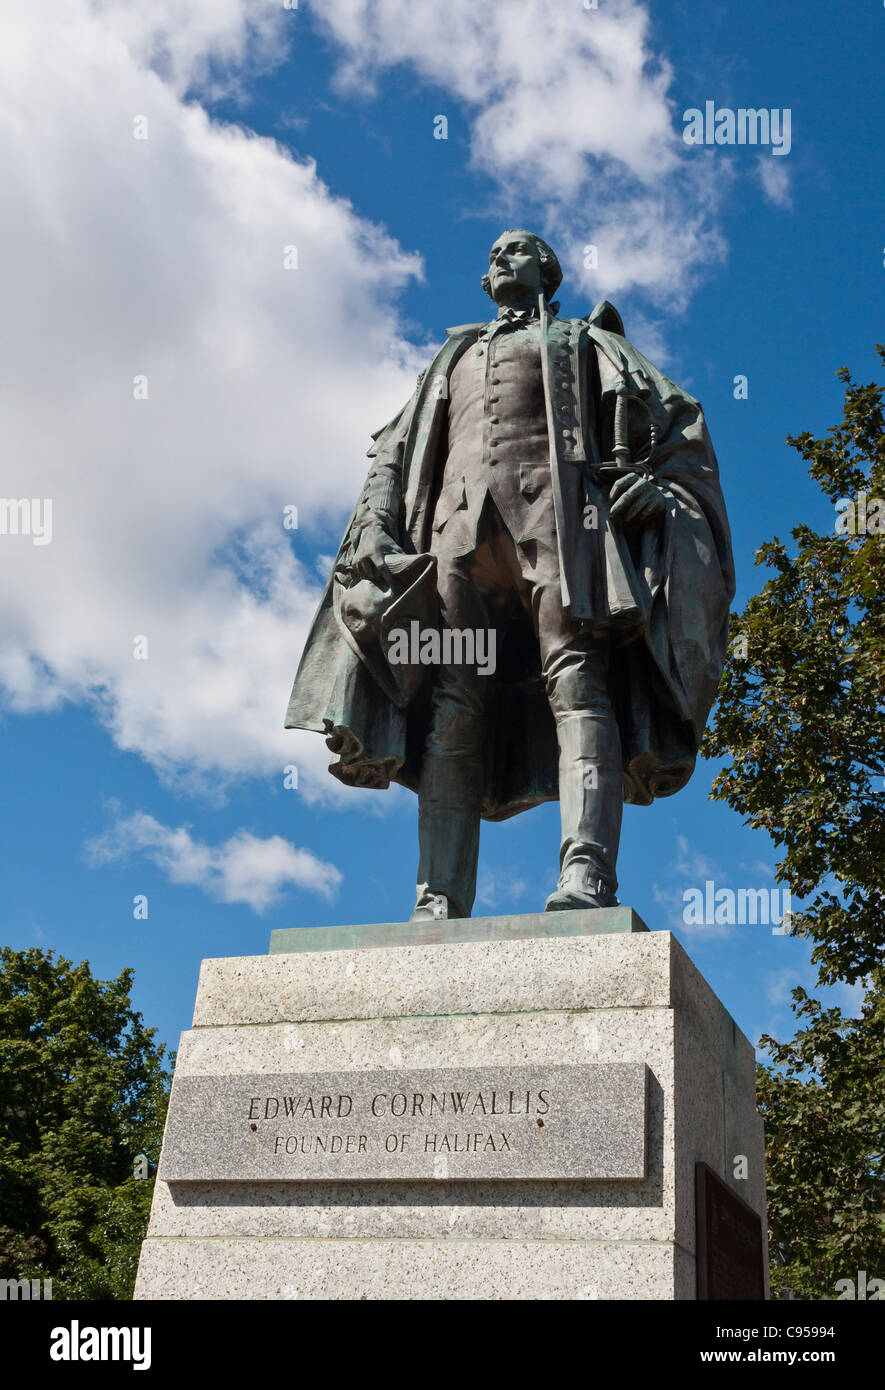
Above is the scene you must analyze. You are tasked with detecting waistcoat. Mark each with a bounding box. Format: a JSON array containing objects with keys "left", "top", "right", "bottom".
[{"left": 445, "top": 317, "right": 549, "bottom": 480}]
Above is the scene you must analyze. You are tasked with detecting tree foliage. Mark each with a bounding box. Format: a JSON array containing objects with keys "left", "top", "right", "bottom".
[
  {"left": 703, "top": 347, "right": 885, "bottom": 1299},
  {"left": 756, "top": 989, "right": 885, "bottom": 1299},
  {"left": 0, "top": 947, "right": 171, "bottom": 1299}
]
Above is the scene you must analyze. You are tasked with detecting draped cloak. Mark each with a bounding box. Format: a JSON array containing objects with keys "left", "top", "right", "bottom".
[{"left": 284, "top": 300, "right": 735, "bottom": 817}]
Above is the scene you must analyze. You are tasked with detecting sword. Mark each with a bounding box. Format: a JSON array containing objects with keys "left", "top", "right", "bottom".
[{"left": 598, "top": 349, "right": 656, "bottom": 483}]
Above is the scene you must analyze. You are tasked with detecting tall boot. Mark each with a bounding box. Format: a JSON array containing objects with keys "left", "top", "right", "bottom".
[
  {"left": 412, "top": 751, "right": 484, "bottom": 920},
  {"left": 545, "top": 710, "right": 623, "bottom": 911}
]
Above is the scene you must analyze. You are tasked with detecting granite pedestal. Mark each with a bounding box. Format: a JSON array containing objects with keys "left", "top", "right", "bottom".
[{"left": 134, "top": 910, "right": 768, "bottom": 1300}]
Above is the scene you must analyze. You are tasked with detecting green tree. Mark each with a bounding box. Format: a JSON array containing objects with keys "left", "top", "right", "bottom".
[
  {"left": 0, "top": 947, "right": 171, "bottom": 1299},
  {"left": 703, "top": 347, "right": 885, "bottom": 1299}
]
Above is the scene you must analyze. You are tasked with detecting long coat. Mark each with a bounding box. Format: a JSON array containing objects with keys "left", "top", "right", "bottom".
[{"left": 285, "top": 300, "right": 735, "bottom": 818}]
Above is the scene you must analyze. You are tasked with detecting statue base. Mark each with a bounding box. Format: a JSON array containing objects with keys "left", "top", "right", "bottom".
[{"left": 134, "top": 909, "right": 768, "bottom": 1300}]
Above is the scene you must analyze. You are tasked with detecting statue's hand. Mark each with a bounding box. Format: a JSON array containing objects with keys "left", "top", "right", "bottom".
[
  {"left": 346, "top": 514, "right": 403, "bottom": 585},
  {"left": 608, "top": 473, "right": 666, "bottom": 531}
]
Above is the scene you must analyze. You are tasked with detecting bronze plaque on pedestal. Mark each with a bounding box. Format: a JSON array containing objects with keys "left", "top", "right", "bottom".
[{"left": 696, "top": 1162, "right": 766, "bottom": 1300}]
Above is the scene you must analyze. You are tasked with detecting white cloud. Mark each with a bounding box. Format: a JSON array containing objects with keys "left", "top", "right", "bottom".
[
  {"left": 764, "top": 966, "right": 802, "bottom": 1009},
  {"left": 88, "top": 809, "right": 341, "bottom": 911},
  {"left": 95, "top": 0, "right": 285, "bottom": 99},
  {"left": 654, "top": 836, "right": 785, "bottom": 941},
  {"left": 673, "top": 833, "right": 718, "bottom": 882},
  {"left": 652, "top": 877, "right": 736, "bottom": 941},
  {"left": 651, "top": 879, "right": 693, "bottom": 934},
  {"left": 0, "top": 0, "right": 424, "bottom": 793},
  {"left": 740, "top": 858, "right": 777, "bottom": 878},
  {"left": 757, "top": 155, "right": 793, "bottom": 208},
  {"left": 314, "top": 0, "right": 674, "bottom": 182},
  {"left": 0, "top": 0, "right": 745, "bottom": 804},
  {"left": 475, "top": 864, "right": 532, "bottom": 911},
  {"left": 309, "top": 0, "right": 730, "bottom": 310},
  {"left": 835, "top": 979, "right": 867, "bottom": 1016}
]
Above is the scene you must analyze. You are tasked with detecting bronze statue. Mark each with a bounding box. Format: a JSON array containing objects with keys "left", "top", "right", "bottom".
[{"left": 286, "top": 231, "right": 734, "bottom": 921}]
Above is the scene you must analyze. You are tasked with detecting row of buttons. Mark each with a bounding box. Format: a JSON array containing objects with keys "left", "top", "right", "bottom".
[
  {"left": 477, "top": 321, "right": 548, "bottom": 464},
  {"left": 550, "top": 329, "right": 579, "bottom": 454}
]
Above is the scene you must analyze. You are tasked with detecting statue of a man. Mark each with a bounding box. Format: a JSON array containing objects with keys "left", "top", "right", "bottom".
[{"left": 286, "top": 230, "right": 734, "bottom": 921}]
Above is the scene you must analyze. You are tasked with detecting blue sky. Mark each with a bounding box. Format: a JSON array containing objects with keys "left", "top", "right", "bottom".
[{"left": 1, "top": 0, "right": 882, "bottom": 1059}]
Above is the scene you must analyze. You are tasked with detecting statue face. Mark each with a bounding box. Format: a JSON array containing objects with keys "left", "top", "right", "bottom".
[{"left": 486, "top": 231, "right": 543, "bottom": 305}]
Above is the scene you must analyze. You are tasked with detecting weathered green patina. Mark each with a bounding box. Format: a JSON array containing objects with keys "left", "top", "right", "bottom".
[{"left": 285, "top": 232, "right": 734, "bottom": 918}]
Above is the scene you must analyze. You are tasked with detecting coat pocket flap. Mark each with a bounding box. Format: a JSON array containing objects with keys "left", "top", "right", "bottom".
[{"left": 518, "top": 462, "right": 549, "bottom": 501}]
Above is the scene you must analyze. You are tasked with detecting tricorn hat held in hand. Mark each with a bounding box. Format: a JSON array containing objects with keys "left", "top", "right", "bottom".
[{"left": 333, "top": 551, "right": 439, "bottom": 708}]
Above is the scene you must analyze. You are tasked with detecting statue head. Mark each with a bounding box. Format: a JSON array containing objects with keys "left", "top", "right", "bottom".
[{"left": 482, "top": 229, "right": 562, "bottom": 310}]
